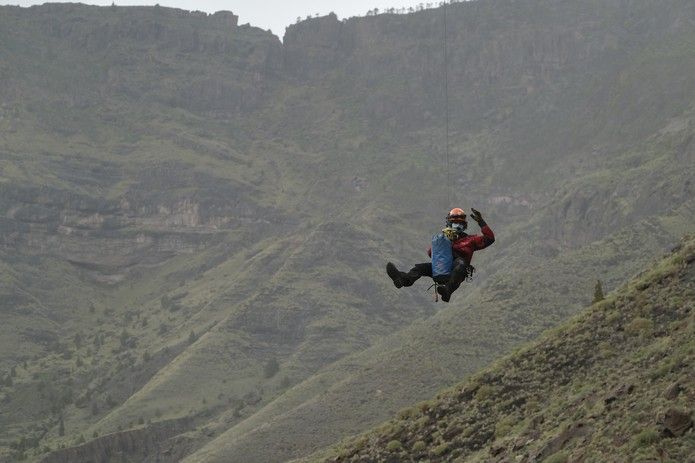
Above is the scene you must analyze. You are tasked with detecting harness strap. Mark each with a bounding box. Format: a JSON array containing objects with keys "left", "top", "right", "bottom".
[{"left": 427, "top": 281, "right": 447, "bottom": 302}]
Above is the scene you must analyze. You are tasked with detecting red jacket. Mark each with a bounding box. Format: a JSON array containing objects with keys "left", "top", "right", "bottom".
[{"left": 428, "top": 224, "right": 495, "bottom": 266}]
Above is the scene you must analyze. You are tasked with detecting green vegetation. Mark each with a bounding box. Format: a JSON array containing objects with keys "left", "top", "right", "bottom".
[
  {"left": 307, "top": 237, "right": 695, "bottom": 462},
  {"left": 0, "top": 1, "right": 692, "bottom": 462},
  {"left": 633, "top": 428, "right": 659, "bottom": 448},
  {"left": 385, "top": 440, "right": 402, "bottom": 452},
  {"left": 263, "top": 358, "right": 280, "bottom": 379},
  {"left": 592, "top": 280, "right": 605, "bottom": 304},
  {"left": 542, "top": 452, "right": 569, "bottom": 463}
]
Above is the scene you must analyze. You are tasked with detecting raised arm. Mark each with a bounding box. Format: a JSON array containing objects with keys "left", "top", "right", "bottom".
[{"left": 470, "top": 208, "right": 495, "bottom": 249}]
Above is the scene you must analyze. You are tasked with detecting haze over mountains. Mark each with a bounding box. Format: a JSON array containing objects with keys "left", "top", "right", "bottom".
[{"left": 0, "top": 0, "right": 693, "bottom": 462}]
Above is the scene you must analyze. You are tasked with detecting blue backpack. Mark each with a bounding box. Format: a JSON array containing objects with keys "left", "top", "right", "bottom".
[{"left": 431, "top": 232, "right": 453, "bottom": 277}]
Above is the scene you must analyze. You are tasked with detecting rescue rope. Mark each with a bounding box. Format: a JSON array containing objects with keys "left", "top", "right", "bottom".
[
  {"left": 443, "top": 2, "right": 451, "bottom": 207},
  {"left": 427, "top": 281, "right": 445, "bottom": 302}
]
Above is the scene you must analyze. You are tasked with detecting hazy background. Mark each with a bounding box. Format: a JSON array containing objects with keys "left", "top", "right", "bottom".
[
  {"left": 1, "top": 1, "right": 693, "bottom": 462},
  {"left": 3, "top": 0, "right": 431, "bottom": 37}
]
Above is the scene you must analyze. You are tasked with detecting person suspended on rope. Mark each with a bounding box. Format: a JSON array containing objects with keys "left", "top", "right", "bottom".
[{"left": 386, "top": 208, "right": 495, "bottom": 302}]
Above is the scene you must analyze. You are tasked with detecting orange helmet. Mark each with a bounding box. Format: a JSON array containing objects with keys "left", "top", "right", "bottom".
[{"left": 447, "top": 208, "right": 467, "bottom": 223}]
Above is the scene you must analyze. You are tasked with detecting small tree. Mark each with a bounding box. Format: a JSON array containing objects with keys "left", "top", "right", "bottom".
[
  {"left": 120, "top": 329, "right": 130, "bottom": 348},
  {"left": 58, "top": 416, "right": 65, "bottom": 436},
  {"left": 91, "top": 401, "right": 99, "bottom": 416},
  {"left": 188, "top": 330, "right": 197, "bottom": 344},
  {"left": 263, "top": 358, "right": 280, "bottom": 379},
  {"left": 593, "top": 280, "right": 605, "bottom": 303}
]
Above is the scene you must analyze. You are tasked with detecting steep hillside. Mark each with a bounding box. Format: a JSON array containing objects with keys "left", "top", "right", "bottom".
[
  {"left": 308, "top": 236, "right": 695, "bottom": 462},
  {"left": 0, "top": 0, "right": 693, "bottom": 462}
]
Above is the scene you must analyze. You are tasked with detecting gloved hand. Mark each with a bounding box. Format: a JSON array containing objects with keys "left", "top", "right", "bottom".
[{"left": 470, "top": 208, "right": 485, "bottom": 226}]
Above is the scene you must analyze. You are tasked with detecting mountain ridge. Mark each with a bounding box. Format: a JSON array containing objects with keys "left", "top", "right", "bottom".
[{"left": 0, "top": 1, "right": 693, "bottom": 461}]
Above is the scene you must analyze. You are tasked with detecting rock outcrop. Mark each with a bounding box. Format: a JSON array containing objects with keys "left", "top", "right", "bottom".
[{"left": 40, "top": 417, "right": 193, "bottom": 463}]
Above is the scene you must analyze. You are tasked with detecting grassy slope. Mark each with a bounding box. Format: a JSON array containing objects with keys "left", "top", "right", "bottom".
[
  {"left": 308, "top": 235, "right": 695, "bottom": 463},
  {"left": 184, "top": 210, "right": 693, "bottom": 463},
  {"left": 0, "top": 1, "right": 693, "bottom": 461}
]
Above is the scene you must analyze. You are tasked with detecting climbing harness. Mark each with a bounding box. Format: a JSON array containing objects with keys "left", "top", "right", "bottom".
[
  {"left": 442, "top": 226, "right": 458, "bottom": 241},
  {"left": 427, "top": 281, "right": 447, "bottom": 302},
  {"left": 426, "top": 263, "right": 475, "bottom": 302}
]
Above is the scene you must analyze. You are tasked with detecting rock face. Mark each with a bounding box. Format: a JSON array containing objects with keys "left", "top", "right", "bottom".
[
  {"left": 0, "top": 174, "right": 263, "bottom": 281},
  {"left": 40, "top": 418, "right": 192, "bottom": 463},
  {"left": 0, "top": 1, "right": 693, "bottom": 463},
  {"left": 657, "top": 409, "right": 693, "bottom": 437},
  {"left": 1, "top": 4, "right": 282, "bottom": 114},
  {"left": 283, "top": 0, "right": 692, "bottom": 128}
]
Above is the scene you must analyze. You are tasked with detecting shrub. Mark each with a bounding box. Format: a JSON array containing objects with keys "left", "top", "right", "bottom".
[
  {"left": 263, "top": 358, "right": 280, "bottom": 378},
  {"left": 633, "top": 428, "right": 659, "bottom": 447},
  {"left": 279, "top": 375, "right": 291, "bottom": 389},
  {"left": 625, "top": 317, "right": 653, "bottom": 337},
  {"left": 119, "top": 329, "right": 130, "bottom": 347},
  {"left": 412, "top": 440, "right": 426, "bottom": 452},
  {"left": 432, "top": 442, "right": 449, "bottom": 456},
  {"left": 385, "top": 440, "right": 402, "bottom": 452},
  {"left": 542, "top": 451, "right": 568, "bottom": 463},
  {"left": 475, "top": 384, "right": 496, "bottom": 401},
  {"left": 650, "top": 354, "right": 684, "bottom": 380},
  {"left": 592, "top": 280, "right": 605, "bottom": 303},
  {"left": 495, "top": 416, "right": 516, "bottom": 438},
  {"left": 397, "top": 407, "right": 418, "bottom": 420}
]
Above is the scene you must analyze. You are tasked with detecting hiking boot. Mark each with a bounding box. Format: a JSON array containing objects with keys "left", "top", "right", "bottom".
[
  {"left": 386, "top": 262, "right": 405, "bottom": 288},
  {"left": 436, "top": 284, "right": 452, "bottom": 302}
]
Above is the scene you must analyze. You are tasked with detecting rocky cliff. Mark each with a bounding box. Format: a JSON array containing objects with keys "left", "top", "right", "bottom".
[{"left": 0, "top": 1, "right": 693, "bottom": 462}]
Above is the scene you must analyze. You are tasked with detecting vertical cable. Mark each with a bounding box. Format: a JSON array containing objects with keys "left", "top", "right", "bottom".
[{"left": 443, "top": 3, "right": 451, "bottom": 207}]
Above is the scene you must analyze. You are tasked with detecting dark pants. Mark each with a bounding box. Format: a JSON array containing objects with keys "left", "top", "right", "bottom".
[{"left": 402, "top": 258, "right": 470, "bottom": 293}]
